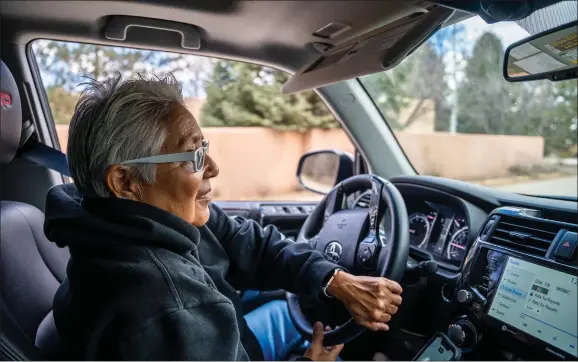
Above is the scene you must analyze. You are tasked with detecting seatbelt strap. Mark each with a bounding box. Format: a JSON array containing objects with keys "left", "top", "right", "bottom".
[{"left": 18, "top": 140, "right": 71, "bottom": 177}]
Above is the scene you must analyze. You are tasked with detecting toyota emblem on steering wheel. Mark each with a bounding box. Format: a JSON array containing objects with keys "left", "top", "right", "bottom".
[{"left": 324, "top": 241, "right": 343, "bottom": 262}]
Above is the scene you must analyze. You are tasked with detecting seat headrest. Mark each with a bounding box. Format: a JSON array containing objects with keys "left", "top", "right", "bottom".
[{"left": 0, "top": 60, "right": 23, "bottom": 164}]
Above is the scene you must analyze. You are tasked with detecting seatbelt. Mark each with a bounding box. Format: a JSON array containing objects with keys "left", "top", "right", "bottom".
[{"left": 17, "top": 138, "right": 71, "bottom": 177}]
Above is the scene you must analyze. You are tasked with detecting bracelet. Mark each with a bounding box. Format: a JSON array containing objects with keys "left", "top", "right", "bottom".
[{"left": 322, "top": 268, "right": 342, "bottom": 298}]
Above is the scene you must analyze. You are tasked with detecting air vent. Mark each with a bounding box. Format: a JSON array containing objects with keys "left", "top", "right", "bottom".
[
  {"left": 489, "top": 215, "right": 561, "bottom": 256},
  {"left": 354, "top": 191, "right": 371, "bottom": 208}
]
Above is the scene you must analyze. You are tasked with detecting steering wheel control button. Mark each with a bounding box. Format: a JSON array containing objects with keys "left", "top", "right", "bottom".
[
  {"left": 456, "top": 289, "right": 473, "bottom": 304},
  {"left": 553, "top": 231, "right": 577, "bottom": 260},
  {"left": 359, "top": 245, "right": 372, "bottom": 264},
  {"left": 358, "top": 243, "right": 377, "bottom": 267}
]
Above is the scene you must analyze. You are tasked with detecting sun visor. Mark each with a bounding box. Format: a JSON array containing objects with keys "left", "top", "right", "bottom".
[{"left": 282, "top": 6, "right": 455, "bottom": 94}]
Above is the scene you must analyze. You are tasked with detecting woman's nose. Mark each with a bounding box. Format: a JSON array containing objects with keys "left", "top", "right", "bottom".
[{"left": 203, "top": 154, "right": 219, "bottom": 179}]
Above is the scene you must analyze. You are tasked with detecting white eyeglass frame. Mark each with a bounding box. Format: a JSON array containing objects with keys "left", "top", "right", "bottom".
[{"left": 120, "top": 140, "right": 209, "bottom": 172}]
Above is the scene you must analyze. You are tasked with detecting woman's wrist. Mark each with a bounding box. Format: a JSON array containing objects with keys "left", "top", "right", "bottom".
[{"left": 325, "top": 269, "right": 349, "bottom": 299}]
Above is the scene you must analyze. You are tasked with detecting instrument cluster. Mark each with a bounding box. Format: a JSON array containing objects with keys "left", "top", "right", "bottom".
[{"left": 407, "top": 200, "right": 469, "bottom": 266}]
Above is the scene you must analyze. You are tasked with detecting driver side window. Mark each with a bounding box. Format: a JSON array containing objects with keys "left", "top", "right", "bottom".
[{"left": 32, "top": 40, "right": 355, "bottom": 201}]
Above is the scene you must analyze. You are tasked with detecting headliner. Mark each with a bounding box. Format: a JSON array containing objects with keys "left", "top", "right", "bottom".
[{"left": 0, "top": 0, "right": 470, "bottom": 72}]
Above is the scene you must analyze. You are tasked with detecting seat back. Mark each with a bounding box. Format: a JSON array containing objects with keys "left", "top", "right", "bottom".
[
  {"left": 0, "top": 60, "right": 70, "bottom": 360},
  {"left": 35, "top": 311, "right": 64, "bottom": 358}
]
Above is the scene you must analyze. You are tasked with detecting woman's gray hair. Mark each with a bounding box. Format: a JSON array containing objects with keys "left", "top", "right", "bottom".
[{"left": 67, "top": 72, "right": 184, "bottom": 198}]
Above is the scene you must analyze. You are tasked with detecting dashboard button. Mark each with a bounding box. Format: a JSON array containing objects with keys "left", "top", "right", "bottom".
[
  {"left": 457, "top": 289, "right": 473, "bottom": 304},
  {"left": 477, "top": 285, "right": 489, "bottom": 294},
  {"left": 554, "top": 231, "right": 577, "bottom": 260},
  {"left": 448, "top": 324, "right": 466, "bottom": 346}
]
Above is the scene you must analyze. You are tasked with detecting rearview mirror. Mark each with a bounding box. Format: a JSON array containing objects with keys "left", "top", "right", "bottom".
[
  {"left": 296, "top": 150, "right": 354, "bottom": 195},
  {"left": 504, "top": 21, "right": 577, "bottom": 82}
]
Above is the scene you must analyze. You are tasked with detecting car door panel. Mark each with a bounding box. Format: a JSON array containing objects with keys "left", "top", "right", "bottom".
[{"left": 214, "top": 201, "right": 318, "bottom": 239}]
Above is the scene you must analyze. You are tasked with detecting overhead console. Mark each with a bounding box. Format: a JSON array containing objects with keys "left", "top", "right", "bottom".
[{"left": 452, "top": 207, "right": 577, "bottom": 360}]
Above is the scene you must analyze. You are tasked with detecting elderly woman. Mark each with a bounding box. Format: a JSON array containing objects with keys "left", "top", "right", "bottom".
[{"left": 44, "top": 74, "right": 403, "bottom": 360}]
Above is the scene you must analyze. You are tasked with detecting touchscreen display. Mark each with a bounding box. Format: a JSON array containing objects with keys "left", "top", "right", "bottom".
[{"left": 488, "top": 257, "right": 577, "bottom": 356}]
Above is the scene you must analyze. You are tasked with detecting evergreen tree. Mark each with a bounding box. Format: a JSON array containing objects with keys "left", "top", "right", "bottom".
[
  {"left": 201, "top": 60, "right": 338, "bottom": 131},
  {"left": 456, "top": 31, "right": 577, "bottom": 155},
  {"left": 360, "top": 42, "right": 447, "bottom": 130},
  {"left": 457, "top": 32, "right": 509, "bottom": 134},
  {"left": 45, "top": 85, "right": 79, "bottom": 124},
  {"left": 33, "top": 40, "right": 213, "bottom": 115}
]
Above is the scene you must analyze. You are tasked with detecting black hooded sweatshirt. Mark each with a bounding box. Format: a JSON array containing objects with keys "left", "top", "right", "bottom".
[{"left": 44, "top": 183, "right": 338, "bottom": 360}]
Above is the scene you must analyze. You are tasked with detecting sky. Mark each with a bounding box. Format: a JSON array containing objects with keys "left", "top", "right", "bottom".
[{"left": 462, "top": 16, "right": 531, "bottom": 51}]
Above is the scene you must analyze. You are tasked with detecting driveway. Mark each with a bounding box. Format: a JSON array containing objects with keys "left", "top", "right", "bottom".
[{"left": 497, "top": 176, "right": 578, "bottom": 198}]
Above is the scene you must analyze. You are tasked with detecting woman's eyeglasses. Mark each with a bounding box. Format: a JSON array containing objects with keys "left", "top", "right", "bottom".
[{"left": 120, "top": 139, "right": 209, "bottom": 172}]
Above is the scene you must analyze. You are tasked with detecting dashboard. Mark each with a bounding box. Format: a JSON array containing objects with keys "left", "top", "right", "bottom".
[
  {"left": 218, "top": 175, "right": 578, "bottom": 361},
  {"left": 387, "top": 183, "right": 489, "bottom": 272},
  {"left": 460, "top": 207, "right": 578, "bottom": 360},
  {"left": 406, "top": 199, "right": 469, "bottom": 267},
  {"left": 372, "top": 178, "right": 577, "bottom": 361}
]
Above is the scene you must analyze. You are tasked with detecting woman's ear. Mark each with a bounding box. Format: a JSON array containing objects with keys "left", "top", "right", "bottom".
[{"left": 105, "top": 165, "right": 141, "bottom": 200}]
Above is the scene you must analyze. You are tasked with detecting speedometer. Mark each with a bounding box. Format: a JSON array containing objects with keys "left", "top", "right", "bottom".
[
  {"left": 409, "top": 213, "right": 430, "bottom": 248},
  {"left": 446, "top": 217, "right": 468, "bottom": 261}
]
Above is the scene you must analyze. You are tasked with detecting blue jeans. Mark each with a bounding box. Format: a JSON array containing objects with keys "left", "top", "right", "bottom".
[{"left": 244, "top": 299, "right": 309, "bottom": 361}]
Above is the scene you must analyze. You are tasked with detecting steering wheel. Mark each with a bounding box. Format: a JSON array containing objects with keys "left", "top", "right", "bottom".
[{"left": 287, "top": 174, "right": 410, "bottom": 346}]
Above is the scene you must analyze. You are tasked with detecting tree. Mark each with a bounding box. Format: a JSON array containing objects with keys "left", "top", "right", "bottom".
[
  {"left": 154, "top": 53, "right": 215, "bottom": 97},
  {"left": 514, "top": 79, "right": 578, "bottom": 155},
  {"left": 360, "top": 42, "right": 447, "bottom": 130},
  {"left": 45, "top": 86, "right": 79, "bottom": 124},
  {"left": 35, "top": 40, "right": 336, "bottom": 130},
  {"left": 456, "top": 31, "right": 577, "bottom": 156},
  {"left": 430, "top": 23, "right": 468, "bottom": 133},
  {"left": 406, "top": 43, "right": 449, "bottom": 129},
  {"left": 33, "top": 40, "right": 220, "bottom": 124},
  {"left": 33, "top": 41, "right": 158, "bottom": 89},
  {"left": 201, "top": 60, "right": 338, "bottom": 131},
  {"left": 457, "top": 32, "right": 509, "bottom": 134},
  {"left": 33, "top": 40, "right": 215, "bottom": 101},
  {"left": 548, "top": 79, "right": 578, "bottom": 156}
]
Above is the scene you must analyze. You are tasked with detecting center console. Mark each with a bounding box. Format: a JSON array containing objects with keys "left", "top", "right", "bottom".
[{"left": 456, "top": 207, "right": 578, "bottom": 360}]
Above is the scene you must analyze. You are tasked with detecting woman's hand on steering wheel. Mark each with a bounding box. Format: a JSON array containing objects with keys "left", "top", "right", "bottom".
[
  {"left": 327, "top": 271, "right": 403, "bottom": 331},
  {"left": 288, "top": 174, "right": 410, "bottom": 346}
]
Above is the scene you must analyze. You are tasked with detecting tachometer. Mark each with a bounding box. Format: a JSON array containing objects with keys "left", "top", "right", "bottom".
[
  {"left": 409, "top": 213, "right": 430, "bottom": 248},
  {"left": 446, "top": 217, "right": 468, "bottom": 261}
]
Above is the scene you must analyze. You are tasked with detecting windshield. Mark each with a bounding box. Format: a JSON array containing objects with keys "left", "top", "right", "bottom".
[{"left": 359, "top": 6, "right": 577, "bottom": 198}]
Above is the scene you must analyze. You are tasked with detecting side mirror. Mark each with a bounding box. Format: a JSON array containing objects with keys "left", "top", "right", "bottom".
[
  {"left": 504, "top": 21, "right": 577, "bottom": 82},
  {"left": 296, "top": 150, "right": 354, "bottom": 195}
]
